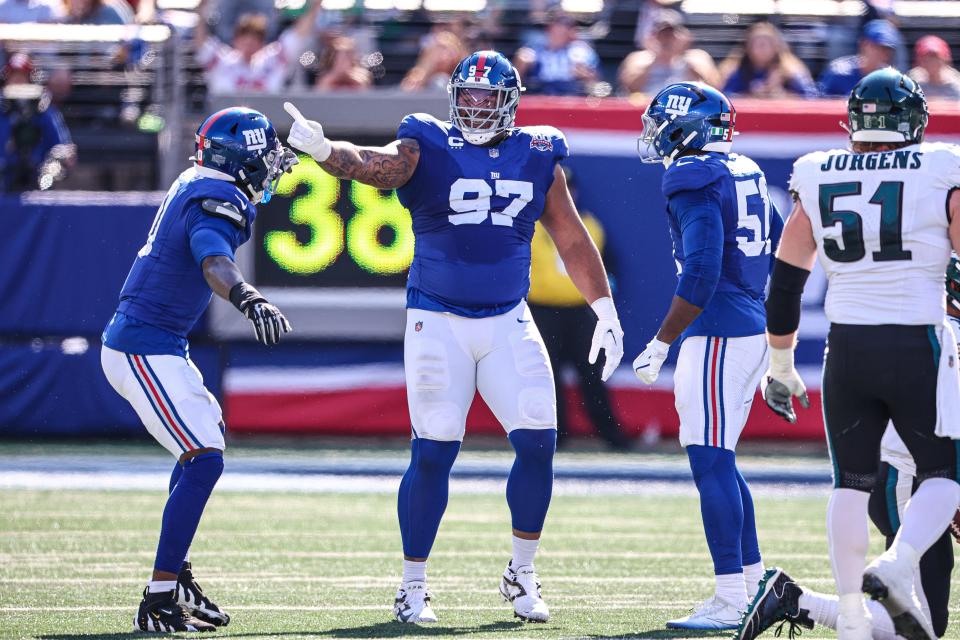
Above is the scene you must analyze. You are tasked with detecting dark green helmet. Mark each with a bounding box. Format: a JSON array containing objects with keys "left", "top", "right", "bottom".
[
  {"left": 846, "top": 67, "right": 928, "bottom": 144},
  {"left": 947, "top": 254, "right": 960, "bottom": 311}
]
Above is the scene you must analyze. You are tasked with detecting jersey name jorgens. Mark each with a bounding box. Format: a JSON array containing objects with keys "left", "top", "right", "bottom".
[
  {"left": 790, "top": 142, "right": 960, "bottom": 326},
  {"left": 396, "top": 113, "right": 568, "bottom": 317}
]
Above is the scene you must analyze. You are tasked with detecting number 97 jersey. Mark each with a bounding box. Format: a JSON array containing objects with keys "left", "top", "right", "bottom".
[
  {"left": 396, "top": 113, "right": 568, "bottom": 317},
  {"left": 790, "top": 142, "right": 960, "bottom": 325}
]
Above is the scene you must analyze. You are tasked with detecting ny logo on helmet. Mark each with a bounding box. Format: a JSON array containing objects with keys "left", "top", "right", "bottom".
[
  {"left": 242, "top": 128, "right": 267, "bottom": 151},
  {"left": 664, "top": 94, "right": 692, "bottom": 116}
]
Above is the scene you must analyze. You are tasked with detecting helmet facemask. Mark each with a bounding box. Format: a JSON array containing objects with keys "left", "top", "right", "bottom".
[
  {"left": 239, "top": 142, "right": 297, "bottom": 204},
  {"left": 449, "top": 82, "right": 520, "bottom": 145},
  {"left": 639, "top": 110, "right": 672, "bottom": 164}
]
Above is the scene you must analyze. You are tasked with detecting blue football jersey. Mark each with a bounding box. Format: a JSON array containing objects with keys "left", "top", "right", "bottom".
[
  {"left": 396, "top": 113, "right": 568, "bottom": 317},
  {"left": 102, "top": 168, "right": 255, "bottom": 355},
  {"left": 663, "top": 152, "right": 784, "bottom": 338}
]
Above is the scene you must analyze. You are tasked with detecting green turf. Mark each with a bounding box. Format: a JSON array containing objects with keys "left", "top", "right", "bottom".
[{"left": 0, "top": 488, "right": 953, "bottom": 639}]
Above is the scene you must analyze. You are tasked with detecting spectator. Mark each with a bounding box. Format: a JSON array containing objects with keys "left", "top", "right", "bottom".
[
  {"left": 720, "top": 22, "right": 817, "bottom": 98},
  {"left": 528, "top": 167, "right": 630, "bottom": 451},
  {"left": 0, "top": 0, "right": 63, "bottom": 22},
  {"left": 513, "top": 11, "right": 599, "bottom": 96},
  {"left": 314, "top": 35, "right": 371, "bottom": 92},
  {"left": 194, "top": 1, "right": 320, "bottom": 95},
  {"left": 401, "top": 29, "right": 467, "bottom": 92},
  {"left": 0, "top": 53, "right": 75, "bottom": 191},
  {"left": 618, "top": 8, "right": 719, "bottom": 96},
  {"left": 63, "top": 0, "right": 128, "bottom": 24},
  {"left": 204, "top": 0, "right": 277, "bottom": 43},
  {"left": 818, "top": 19, "right": 900, "bottom": 96},
  {"left": 909, "top": 35, "right": 960, "bottom": 99}
]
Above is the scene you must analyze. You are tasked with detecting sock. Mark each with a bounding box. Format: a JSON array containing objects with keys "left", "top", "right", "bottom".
[
  {"left": 864, "top": 599, "right": 899, "bottom": 640},
  {"left": 743, "top": 561, "right": 766, "bottom": 600},
  {"left": 397, "top": 438, "right": 460, "bottom": 558},
  {"left": 402, "top": 559, "right": 426, "bottom": 584},
  {"left": 506, "top": 429, "right": 556, "bottom": 533},
  {"left": 826, "top": 488, "right": 870, "bottom": 595},
  {"left": 736, "top": 468, "right": 762, "bottom": 567},
  {"left": 715, "top": 572, "right": 748, "bottom": 608},
  {"left": 799, "top": 589, "right": 838, "bottom": 628},
  {"left": 892, "top": 478, "right": 960, "bottom": 556},
  {"left": 147, "top": 580, "right": 177, "bottom": 594},
  {"left": 153, "top": 452, "right": 223, "bottom": 574},
  {"left": 686, "top": 446, "right": 744, "bottom": 576},
  {"left": 511, "top": 535, "right": 540, "bottom": 568},
  {"left": 167, "top": 462, "right": 189, "bottom": 568}
]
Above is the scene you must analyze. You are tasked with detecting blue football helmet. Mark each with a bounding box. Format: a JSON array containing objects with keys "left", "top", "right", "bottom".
[
  {"left": 448, "top": 50, "right": 524, "bottom": 145},
  {"left": 195, "top": 107, "right": 296, "bottom": 204},
  {"left": 639, "top": 82, "right": 736, "bottom": 166}
]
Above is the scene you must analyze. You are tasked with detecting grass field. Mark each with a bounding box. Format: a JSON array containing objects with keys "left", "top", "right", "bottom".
[{"left": 5, "top": 481, "right": 946, "bottom": 640}]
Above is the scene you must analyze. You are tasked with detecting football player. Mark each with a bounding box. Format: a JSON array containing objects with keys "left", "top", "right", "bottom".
[
  {"left": 736, "top": 257, "right": 960, "bottom": 640},
  {"left": 284, "top": 50, "right": 623, "bottom": 624},
  {"left": 762, "top": 68, "right": 960, "bottom": 640},
  {"left": 630, "top": 82, "right": 784, "bottom": 630},
  {"left": 100, "top": 107, "right": 296, "bottom": 632}
]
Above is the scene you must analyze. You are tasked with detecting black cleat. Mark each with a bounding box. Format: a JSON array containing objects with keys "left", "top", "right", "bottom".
[
  {"left": 177, "top": 562, "right": 231, "bottom": 627},
  {"left": 134, "top": 588, "right": 216, "bottom": 633},
  {"left": 734, "top": 568, "right": 815, "bottom": 640}
]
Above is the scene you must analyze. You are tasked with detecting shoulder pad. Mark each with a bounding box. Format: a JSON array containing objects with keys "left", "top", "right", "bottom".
[
  {"left": 201, "top": 198, "right": 245, "bottom": 228},
  {"left": 518, "top": 125, "right": 569, "bottom": 159},
  {"left": 397, "top": 113, "right": 449, "bottom": 143},
  {"left": 788, "top": 150, "right": 844, "bottom": 194},
  {"left": 662, "top": 155, "right": 724, "bottom": 197}
]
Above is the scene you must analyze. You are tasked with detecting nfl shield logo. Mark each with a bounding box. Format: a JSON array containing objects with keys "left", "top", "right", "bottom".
[{"left": 415, "top": 321, "right": 423, "bottom": 332}]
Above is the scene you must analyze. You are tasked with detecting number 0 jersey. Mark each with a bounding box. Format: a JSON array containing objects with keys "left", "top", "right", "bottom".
[
  {"left": 396, "top": 113, "right": 568, "bottom": 317},
  {"left": 663, "top": 152, "right": 783, "bottom": 338},
  {"left": 790, "top": 142, "right": 960, "bottom": 325}
]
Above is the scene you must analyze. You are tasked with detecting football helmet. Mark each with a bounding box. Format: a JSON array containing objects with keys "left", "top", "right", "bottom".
[
  {"left": 195, "top": 107, "right": 296, "bottom": 204},
  {"left": 448, "top": 51, "right": 523, "bottom": 146},
  {"left": 845, "top": 67, "right": 928, "bottom": 144},
  {"left": 639, "top": 82, "right": 736, "bottom": 166}
]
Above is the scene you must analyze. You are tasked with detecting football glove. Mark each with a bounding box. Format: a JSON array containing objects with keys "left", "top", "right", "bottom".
[
  {"left": 762, "top": 346, "right": 809, "bottom": 423},
  {"left": 283, "top": 101, "right": 331, "bottom": 162},
  {"left": 632, "top": 337, "right": 670, "bottom": 384},
  {"left": 229, "top": 283, "right": 292, "bottom": 346},
  {"left": 588, "top": 297, "right": 624, "bottom": 382}
]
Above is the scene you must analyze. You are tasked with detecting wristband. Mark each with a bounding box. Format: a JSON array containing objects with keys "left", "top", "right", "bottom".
[
  {"left": 768, "top": 346, "right": 797, "bottom": 379},
  {"left": 229, "top": 282, "right": 266, "bottom": 312},
  {"left": 590, "top": 296, "right": 618, "bottom": 321}
]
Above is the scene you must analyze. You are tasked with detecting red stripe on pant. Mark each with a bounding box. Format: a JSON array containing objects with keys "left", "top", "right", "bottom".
[
  {"left": 709, "top": 337, "right": 721, "bottom": 447},
  {"left": 132, "top": 355, "right": 195, "bottom": 451}
]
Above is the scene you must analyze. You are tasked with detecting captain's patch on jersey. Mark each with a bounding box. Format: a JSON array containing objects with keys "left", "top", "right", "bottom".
[{"left": 201, "top": 198, "right": 244, "bottom": 227}]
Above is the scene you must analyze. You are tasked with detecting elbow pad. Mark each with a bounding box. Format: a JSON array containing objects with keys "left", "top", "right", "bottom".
[{"left": 766, "top": 258, "right": 810, "bottom": 336}]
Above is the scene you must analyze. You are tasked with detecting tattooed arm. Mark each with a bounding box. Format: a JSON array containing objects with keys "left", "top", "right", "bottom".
[
  {"left": 318, "top": 138, "right": 420, "bottom": 190},
  {"left": 284, "top": 102, "right": 420, "bottom": 190}
]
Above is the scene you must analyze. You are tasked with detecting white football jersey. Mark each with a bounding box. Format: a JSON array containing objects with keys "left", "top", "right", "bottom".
[{"left": 790, "top": 142, "right": 960, "bottom": 325}]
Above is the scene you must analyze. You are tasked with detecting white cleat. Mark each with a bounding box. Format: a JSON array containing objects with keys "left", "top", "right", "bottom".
[
  {"left": 836, "top": 593, "right": 873, "bottom": 640},
  {"left": 862, "top": 547, "right": 936, "bottom": 640},
  {"left": 393, "top": 581, "right": 437, "bottom": 624},
  {"left": 665, "top": 595, "right": 743, "bottom": 630},
  {"left": 500, "top": 563, "right": 550, "bottom": 623}
]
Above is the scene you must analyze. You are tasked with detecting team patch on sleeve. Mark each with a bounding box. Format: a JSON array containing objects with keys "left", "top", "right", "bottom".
[{"left": 201, "top": 198, "right": 245, "bottom": 228}]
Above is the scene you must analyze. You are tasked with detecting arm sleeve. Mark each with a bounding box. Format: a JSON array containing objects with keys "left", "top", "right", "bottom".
[
  {"left": 187, "top": 210, "right": 240, "bottom": 265},
  {"left": 671, "top": 189, "right": 723, "bottom": 308}
]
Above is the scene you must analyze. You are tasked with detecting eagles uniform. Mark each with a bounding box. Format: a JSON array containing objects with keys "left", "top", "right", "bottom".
[
  {"left": 632, "top": 82, "right": 783, "bottom": 631},
  {"left": 100, "top": 107, "right": 294, "bottom": 633},
  {"left": 284, "top": 51, "right": 624, "bottom": 625}
]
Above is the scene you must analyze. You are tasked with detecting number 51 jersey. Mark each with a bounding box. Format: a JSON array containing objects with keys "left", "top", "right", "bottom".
[
  {"left": 396, "top": 113, "right": 568, "bottom": 318},
  {"left": 790, "top": 142, "right": 960, "bottom": 325}
]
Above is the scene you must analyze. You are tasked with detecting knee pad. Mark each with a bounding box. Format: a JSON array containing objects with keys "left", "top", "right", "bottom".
[
  {"left": 517, "top": 388, "right": 555, "bottom": 427},
  {"left": 509, "top": 428, "right": 557, "bottom": 464}
]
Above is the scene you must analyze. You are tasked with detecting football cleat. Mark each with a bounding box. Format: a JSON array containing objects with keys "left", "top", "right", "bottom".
[
  {"left": 134, "top": 588, "right": 216, "bottom": 633},
  {"left": 393, "top": 581, "right": 437, "bottom": 623},
  {"left": 665, "top": 595, "right": 742, "bottom": 630},
  {"left": 177, "top": 562, "right": 230, "bottom": 627},
  {"left": 735, "top": 568, "right": 815, "bottom": 640},
  {"left": 499, "top": 562, "right": 549, "bottom": 623},
  {"left": 862, "top": 548, "right": 936, "bottom": 640}
]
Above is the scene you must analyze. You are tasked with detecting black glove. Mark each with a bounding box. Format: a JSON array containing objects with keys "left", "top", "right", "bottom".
[{"left": 229, "top": 283, "right": 291, "bottom": 346}]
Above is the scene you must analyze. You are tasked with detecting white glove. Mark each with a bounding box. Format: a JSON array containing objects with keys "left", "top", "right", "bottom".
[
  {"left": 588, "top": 297, "right": 624, "bottom": 382},
  {"left": 632, "top": 337, "right": 670, "bottom": 384},
  {"left": 283, "top": 101, "right": 331, "bottom": 162},
  {"left": 761, "top": 346, "right": 809, "bottom": 423}
]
